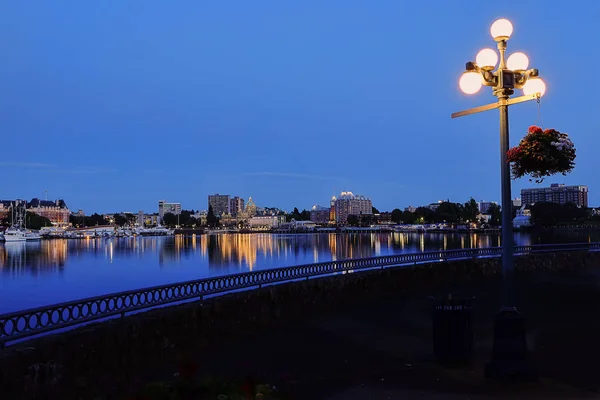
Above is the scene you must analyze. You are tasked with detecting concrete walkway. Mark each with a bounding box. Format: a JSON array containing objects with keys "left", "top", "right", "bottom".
[{"left": 154, "top": 268, "right": 600, "bottom": 399}]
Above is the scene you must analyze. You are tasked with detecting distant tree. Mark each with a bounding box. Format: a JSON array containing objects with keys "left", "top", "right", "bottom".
[
  {"left": 206, "top": 205, "right": 219, "bottom": 228},
  {"left": 462, "top": 198, "right": 479, "bottom": 222},
  {"left": 391, "top": 208, "right": 403, "bottom": 224},
  {"left": 162, "top": 212, "right": 177, "bottom": 227},
  {"left": 434, "top": 202, "right": 463, "bottom": 223},
  {"left": 300, "top": 209, "right": 311, "bottom": 221},
  {"left": 87, "top": 213, "right": 109, "bottom": 226},
  {"left": 113, "top": 214, "right": 128, "bottom": 226},
  {"left": 402, "top": 210, "right": 417, "bottom": 224},
  {"left": 372, "top": 206, "right": 380, "bottom": 214},
  {"left": 124, "top": 213, "right": 137, "bottom": 225},
  {"left": 287, "top": 207, "right": 303, "bottom": 222},
  {"left": 25, "top": 212, "right": 53, "bottom": 230},
  {"left": 415, "top": 207, "right": 435, "bottom": 223},
  {"left": 347, "top": 214, "right": 359, "bottom": 226},
  {"left": 360, "top": 214, "right": 373, "bottom": 227},
  {"left": 487, "top": 203, "right": 502, "bottom": 226}
]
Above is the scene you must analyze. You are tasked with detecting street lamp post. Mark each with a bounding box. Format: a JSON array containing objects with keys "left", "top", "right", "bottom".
[{"left": 452, "top": 18, "right": 544, "bottom": 380}]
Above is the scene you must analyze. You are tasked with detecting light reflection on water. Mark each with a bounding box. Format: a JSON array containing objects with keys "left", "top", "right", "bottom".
[{"left": 0, "top": 231, "right": 595, "bottom": 313}]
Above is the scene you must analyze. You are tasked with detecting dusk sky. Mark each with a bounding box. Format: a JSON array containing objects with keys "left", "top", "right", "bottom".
[{"left": 1, "top": 1, "right": 598, "bottom": 213}]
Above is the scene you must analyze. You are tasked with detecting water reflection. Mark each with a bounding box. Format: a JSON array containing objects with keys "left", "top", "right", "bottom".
[{"left": 1, "top": 231, "right": 596, "bottom": 277}]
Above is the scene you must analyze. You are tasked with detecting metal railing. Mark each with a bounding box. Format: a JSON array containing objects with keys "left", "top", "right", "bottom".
[{"left": 1, "top": 242, "right": 598, "bottom": 346}]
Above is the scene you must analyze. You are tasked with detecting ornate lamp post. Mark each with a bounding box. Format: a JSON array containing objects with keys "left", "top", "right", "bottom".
[{"left": 452, "top": 18, "right": 543, "bottom": 380}]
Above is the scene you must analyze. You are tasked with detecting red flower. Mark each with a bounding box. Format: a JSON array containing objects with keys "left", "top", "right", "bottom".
[{"left": 528, "top": 125, "right": 543, "bottom": 134}]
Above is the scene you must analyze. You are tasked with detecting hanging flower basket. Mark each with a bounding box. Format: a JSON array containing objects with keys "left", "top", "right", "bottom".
[{"left": 506, "top": 125, "right": 576, "bottom": 183}]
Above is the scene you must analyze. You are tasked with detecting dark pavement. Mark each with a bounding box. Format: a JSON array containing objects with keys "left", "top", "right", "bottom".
[{"left": 153, "top": 267, "right": 600, "bottom": 399}]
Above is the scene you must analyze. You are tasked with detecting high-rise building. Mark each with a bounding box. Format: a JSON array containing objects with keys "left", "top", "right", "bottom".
[
  {"left": 208, "top": 194, "right": 230, "bottom": 215},
  {"left": 158, "top": 200, "right": 182, "bottom": 219},
  {"left": 229, "top": 196, "right": 245, "bottom": 216},
  {"left": 521, "top": 183, "right": 588, "bottom": 207},
  {"left": 333, "top": 191, "right": 372, "bottom": 225}
]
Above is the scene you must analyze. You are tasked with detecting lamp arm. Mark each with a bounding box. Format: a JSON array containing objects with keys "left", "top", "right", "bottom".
[{"left": 514, "top": 68, "right": 540, "bottom": 88}]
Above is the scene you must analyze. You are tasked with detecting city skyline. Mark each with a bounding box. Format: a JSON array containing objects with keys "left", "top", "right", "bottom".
[{"left": 2, "top": 2, "right": 598, "bottom": 212}]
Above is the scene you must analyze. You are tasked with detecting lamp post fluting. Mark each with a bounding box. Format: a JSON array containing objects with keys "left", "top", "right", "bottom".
[{"left": 453, "top": 18, "right": 544, "bottom": 380}]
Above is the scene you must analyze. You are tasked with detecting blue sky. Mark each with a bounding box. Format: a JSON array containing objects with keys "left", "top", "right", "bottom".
[{"left": 1, "top": 1, "right": 598, "bottom": 213}]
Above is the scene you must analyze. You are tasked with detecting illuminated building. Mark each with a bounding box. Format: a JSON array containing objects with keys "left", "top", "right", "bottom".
[
  {"left": 27, "top": 198, "right": 71, "bottom": 227},
  {"left": 310, "top": 205, "right": 330, "bottom": 224},
  {"left": 521, "top": 183, "right": 588, "bottom": 207},
  {"left": 158, "top": 200, "right": 181, "bottom": 219},
  {"left": 229, "top": 197, "right": 245, "bottom": 216},
  {"left": 333, "top": 191, "right": 372, "bottom": 225},
  {"left": 208, "top": 194, "right": 230, "bottom": 215}
]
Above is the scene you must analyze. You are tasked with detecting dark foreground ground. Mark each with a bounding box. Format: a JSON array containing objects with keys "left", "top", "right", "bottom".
[{"left": 143, "top": 266, "right": 600, "bottom": 399}]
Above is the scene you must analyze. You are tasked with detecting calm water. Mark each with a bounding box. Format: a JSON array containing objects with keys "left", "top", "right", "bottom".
[{"left": 0, "top": 232, "right": 597, "bottom": 313}]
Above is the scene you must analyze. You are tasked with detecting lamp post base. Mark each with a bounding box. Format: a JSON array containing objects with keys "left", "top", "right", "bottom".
[{"left": 485, "top": 308, "right": 538, "bottom": 382}]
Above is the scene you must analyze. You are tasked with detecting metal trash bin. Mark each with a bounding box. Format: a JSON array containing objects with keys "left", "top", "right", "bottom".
[{"left": 429, "top": 295, "right": 475, "bottom": 367}]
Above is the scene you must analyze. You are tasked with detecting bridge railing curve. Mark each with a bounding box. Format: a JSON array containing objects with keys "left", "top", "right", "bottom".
[{"left": 1, "top": 242, "right": 598, "bottom": 346}]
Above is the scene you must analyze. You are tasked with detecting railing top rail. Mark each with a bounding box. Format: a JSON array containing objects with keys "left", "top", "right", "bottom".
[{"left": 1, "top": 241, "right": 598, "bottom": 344}]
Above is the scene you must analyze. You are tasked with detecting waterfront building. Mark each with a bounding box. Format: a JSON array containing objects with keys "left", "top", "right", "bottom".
[
  {"left": 158, "top": 200, "right": 181, "bottom": 219},
  {"left": 27, "top": 198, "right": 70, "bottom": 227},
  {"left": 376, "top": 212, "right": 393, "bottom": 225},
  {"left": 333, "top": 191, "right": 372, "bottom": 225},
  {"left": 229, "top": 197, "right": 245, "bottom": 216},
  {"left": 208, "top": 194, "right": 230, "bottom": 215},
  {"left": 404, "top": 206, "right": 417, "bottom": 213},
  {"left": 248, "top": 215, "right": 286, "bottom": 230},
  {"left": 521, "top": 183, "right": 588, "bottom": 207},
  {"left": 310, "top": 205, "right": 330, "bottom": 224},
  {"left": 137, "top": 210, "right": 144, "bottom": 227},
  {"left": 478, "top": 201, "right": 497, "bottom": 214}
]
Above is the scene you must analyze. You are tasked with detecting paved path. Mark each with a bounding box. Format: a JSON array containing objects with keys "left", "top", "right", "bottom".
[{"left": 153, "top": 268, "right": 600, "bottom": 399}]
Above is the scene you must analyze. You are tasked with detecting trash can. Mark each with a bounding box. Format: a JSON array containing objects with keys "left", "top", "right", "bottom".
[{"left": 429, "top": 295, "right": 475, "bottom": 367}]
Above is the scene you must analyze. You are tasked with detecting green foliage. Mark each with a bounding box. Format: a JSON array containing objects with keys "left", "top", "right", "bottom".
[
  {"left": 287, "top": 207, "right": 310, "bottom": 222},
  {"left": 530, "top": 202, "right": 590, "bottom": 227},
  {"left": 347, "top": 214, "right": 359, "bottom": 226},
  {"left": 25, "top": 212, "right": 52, "bottom": 229},
  {"left": 391, "top": 208, "right": 403, "bottom": 223},
  {"left": 434, "top": 202, "right": 462, "bottom": 223},
  {"left": 402, "top": 211, "right": 416, "bottom": 224},
  {"left": 68, "top": 213, "right": 109, "bottom": 227},
  {"left": 461, "top": 198, "right": 479, "bottom": 222},
  {"left": 162, "top": 212, "right": 178, "bottom": 227},
  {"left": 487, "top": 203, "right": 502, "bottom": 226},
  {"left": 414, "top": 207, "right": 435, "bottom": 223},
  {"left": 113, "top": 214, "right": 128, "bottom": 226},
  {"left": 207, "top": 205, "right": 220, "bottom": 228},
  {"left": 372, "top": 206, "right": 380, "bottom": 214}
]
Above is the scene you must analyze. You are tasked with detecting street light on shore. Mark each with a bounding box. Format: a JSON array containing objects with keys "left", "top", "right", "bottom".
[{"left": 452, "top": 18, "right": 541, "bottom": 381}]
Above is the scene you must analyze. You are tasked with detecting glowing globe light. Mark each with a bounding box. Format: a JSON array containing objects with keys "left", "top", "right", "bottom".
[
  {"left": 490, "top": 18, "right": 513, "bottom": 40},
  {"left": 459, "top": 71, "right": 482, "bottom": 94},
  {"left": 522, "top": 77, "right": 546, "bottom": 97},
  {"left": 476, "top": 48, "right": 498, "bottom": 69},
  {"left": 507, "top": 52, "right": 529, "bottom": 71}
]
